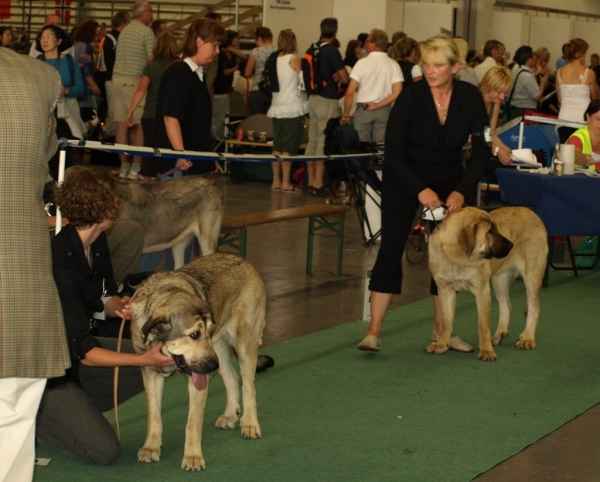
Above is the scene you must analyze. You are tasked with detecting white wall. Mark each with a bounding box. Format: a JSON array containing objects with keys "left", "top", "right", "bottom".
[
  {"left": 262, "top": 0, "right": 333, "bottom": 54},
  {"left": 492, "top": 11, "right": 528, "bottom": 62},
  {"left": 334, "top": 0, "right": 387, "bottom": 57},
  {"left": 573, "top": 21, "right": 600, "bottom": 58},
  {"left": 502, "top": 0, "right": 600, "bottom": 14},
  {"left": 385, "top": 0, "right": 405, "bottom": 37},
  {"left": 529, "top": 17, "right": 572, "bottom": 71},
  {"left": 402, "top": 2, "right": 455, "bottom": 41}
]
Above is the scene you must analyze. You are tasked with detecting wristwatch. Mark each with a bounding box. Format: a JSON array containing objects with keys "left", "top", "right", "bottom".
[{"left": 492, "top": 146, "right": 499, "bottom": 157}]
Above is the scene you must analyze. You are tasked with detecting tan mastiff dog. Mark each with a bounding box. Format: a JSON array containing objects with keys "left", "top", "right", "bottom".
[
  {"left": 427, "top": 207, "right": 548, "bottom": 361},
  {"left": 130, "top": 253, "right": 273, "bottom": 471}
]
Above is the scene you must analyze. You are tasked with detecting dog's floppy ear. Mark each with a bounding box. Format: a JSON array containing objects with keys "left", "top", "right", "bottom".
[
  {"left": 130, "top": 286, "right": 149, "bottom": 304},
  {"left": 141, "top": 317, "right": 171, "bottom": 343},
  {"left": 458, "top": 223, "right": 478, "bottom": 257}
]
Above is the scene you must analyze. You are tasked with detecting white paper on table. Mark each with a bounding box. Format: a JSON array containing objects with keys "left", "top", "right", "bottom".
[{"left": 511, "top": 148, "right": 542, "bottom": 167}]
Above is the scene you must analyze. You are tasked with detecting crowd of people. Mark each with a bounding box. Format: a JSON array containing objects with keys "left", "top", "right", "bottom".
[{"left": 4, "top": 3, "right": 600, "bottom": 480}]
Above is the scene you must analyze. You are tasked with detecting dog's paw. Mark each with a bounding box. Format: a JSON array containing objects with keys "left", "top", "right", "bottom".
[
  {"left": 138, "top": 446, "right": 160, "bottom": 464},
  {"left": 181, "top": 454, "right": 205, "bottom": 471},
  {"left": 478, "top": 348, "right": 497, "bottom": 361},
  {"left": 425, "top": 343, "right": 449, "bottom": 355},
  {"left": 241, "top": 423, "right": 261, "bottom": 439},
  {"left": 215, "top": 414, "right": 238, "bottom": 430},
  {"left": 515, "top": 337, "right": 536, "bottom": 350},
  {"left": 492, "top": 330, "right": 509, "bottom": 346}
]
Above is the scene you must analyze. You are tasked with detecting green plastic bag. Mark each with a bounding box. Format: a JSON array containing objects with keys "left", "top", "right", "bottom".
[{"left": 574, "top": 236, "right": 600, "bottom": 269}]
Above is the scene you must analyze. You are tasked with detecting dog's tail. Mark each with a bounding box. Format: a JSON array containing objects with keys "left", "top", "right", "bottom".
[{"left": 256, "top": 354, "right": 275, "bottom": 373}]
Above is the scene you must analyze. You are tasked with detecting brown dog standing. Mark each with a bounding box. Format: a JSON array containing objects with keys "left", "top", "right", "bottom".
[{"left": 427, "top": 207, "right": 548, "bottom": 361}]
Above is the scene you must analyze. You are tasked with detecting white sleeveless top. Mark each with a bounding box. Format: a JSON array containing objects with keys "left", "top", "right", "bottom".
[
  {"left": 267, "top": 53, "right": 308, "bottom": 119},
  {"left": 557, "top": 68, "right": 591, "bottom": 123}
]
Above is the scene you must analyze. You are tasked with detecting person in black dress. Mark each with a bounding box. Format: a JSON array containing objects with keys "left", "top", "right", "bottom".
[
  {"left": 358, "top": 36, "right": 491, "bottom": 353},
  {"left": 151, "top": 18, "right": 226, "bottom": 177}
]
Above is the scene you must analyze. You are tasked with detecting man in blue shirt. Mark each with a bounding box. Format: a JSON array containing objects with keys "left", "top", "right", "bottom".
[{"left": 304, "top": 18, "right": 349, "bottom": 196}]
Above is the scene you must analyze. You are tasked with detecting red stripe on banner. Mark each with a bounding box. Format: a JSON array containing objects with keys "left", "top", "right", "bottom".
[
  {"left": 0, "top": 0, "right": 11, "bottom": 20},
  {"left": 54, "top": 0, "right": 71, "bottom": 25}
]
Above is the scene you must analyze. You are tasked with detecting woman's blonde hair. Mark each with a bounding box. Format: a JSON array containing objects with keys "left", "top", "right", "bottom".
[
  {"left": 535, "top": 46, "right": 550, "bottom": 64},
  {"left": 277, "top": 28, "right": 297, "bottom": 54},
  {"left": 453, "top": 37, "right": 469, "bottom": 65},
  {"left": 420, "top": 36, "right": 459, "bottom": 66},
  {"left": 153, "top": 31, "right": 179, "bottom": 61},
  {"left": 479, "top": 65, "right": 513, "bottom": 94}
]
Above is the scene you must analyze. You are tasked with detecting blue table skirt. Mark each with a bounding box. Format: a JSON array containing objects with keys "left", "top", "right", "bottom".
[{"left": 496, "top": 169, "right": 600, "bottom": 237}]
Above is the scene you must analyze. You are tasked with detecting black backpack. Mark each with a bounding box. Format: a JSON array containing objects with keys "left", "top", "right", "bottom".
[
  {"left": 302, "top": 41, "right": 333, "bottom": 95},
  {"left": 258, "top": 50, "right": 280, "bottom": 98}
]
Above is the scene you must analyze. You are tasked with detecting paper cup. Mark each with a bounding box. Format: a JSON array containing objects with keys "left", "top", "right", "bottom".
[{"left": 559, "top": 144, "right": 575, "bottom": 175}]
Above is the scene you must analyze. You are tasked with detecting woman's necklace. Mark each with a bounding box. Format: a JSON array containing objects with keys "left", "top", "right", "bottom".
[{"left": 433, "top": 96, "right": 449, "bottom": 118}]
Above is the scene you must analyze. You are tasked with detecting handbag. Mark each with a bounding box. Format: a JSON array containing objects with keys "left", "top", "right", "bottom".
[
  {"left": 258, "top": 50, "right": 280, "bottom": 98},
  {"left": 60, "top": 96, "right": 87, "bottom": 139}
]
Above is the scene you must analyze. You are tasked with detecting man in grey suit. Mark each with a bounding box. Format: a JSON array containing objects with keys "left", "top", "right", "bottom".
[{"left": 0, "top": 48, "right": 70, "bottom": 482}]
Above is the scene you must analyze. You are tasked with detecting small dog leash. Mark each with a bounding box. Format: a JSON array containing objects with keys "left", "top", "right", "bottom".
[
  {"left": 113, "top": 317, "right": 127, "bottom": 441},
  {"left": 154, "top": 166, "right": 182, "bottom": 180},
  {"left": 416, "top": 205, "right": 449, "bottom": 242}
]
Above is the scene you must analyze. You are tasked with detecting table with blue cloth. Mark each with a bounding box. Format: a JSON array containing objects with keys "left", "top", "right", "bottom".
[{"left": 496, "top": 168, "right": 600, "bottom": 282}]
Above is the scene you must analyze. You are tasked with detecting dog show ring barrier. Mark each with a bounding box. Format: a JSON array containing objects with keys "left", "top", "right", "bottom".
[
  {"left": 60, "top": 140, "right": 370, "bottom": 276},
  {"left": 218, "top": 204, "right": 351, "bottom": 276}
]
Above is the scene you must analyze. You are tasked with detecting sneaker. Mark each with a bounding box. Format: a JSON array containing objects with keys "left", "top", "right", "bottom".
[
  {"left": 126, "top": 172, "right": 143, "bottom": 181},
  {"left": 118, "top": 170, "right": 129, "bottom": 179}
]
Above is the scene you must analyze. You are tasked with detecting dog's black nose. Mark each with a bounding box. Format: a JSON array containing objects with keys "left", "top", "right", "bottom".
[{"left": 204, "top": 359, "right": 219, "bottom": 373}]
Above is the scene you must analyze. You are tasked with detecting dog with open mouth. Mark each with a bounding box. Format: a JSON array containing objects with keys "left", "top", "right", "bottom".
[{"left": 130, "top": 253, "right": 273, "bottom": 471}]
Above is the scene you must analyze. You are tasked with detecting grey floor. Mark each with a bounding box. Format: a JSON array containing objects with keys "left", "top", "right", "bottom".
[{"left": 207, "top": 173, "right": 600, "bottom": 482}]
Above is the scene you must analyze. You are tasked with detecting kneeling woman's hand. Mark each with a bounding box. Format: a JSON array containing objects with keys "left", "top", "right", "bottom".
[
  {"left": 113, "top": 296, "right": 132, "bottom": 320},
  {"left": 143, "top": 342, "right": 175, "bottom": 367}
]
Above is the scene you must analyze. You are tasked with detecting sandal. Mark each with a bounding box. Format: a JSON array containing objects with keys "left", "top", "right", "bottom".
[
  {"left": 281, "top": 186, "right": 302, "bottom": 194},
  {"left": 431, "top": 331, "right": 474, "bottom": 353}
]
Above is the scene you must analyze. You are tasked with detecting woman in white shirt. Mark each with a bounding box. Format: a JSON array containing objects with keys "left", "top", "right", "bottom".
[
  {"left": 267, "top": 29, "right": 308, "bottom": 192},
  {"left": 556, "top": 38, "right": 599, "bottom": 143}
]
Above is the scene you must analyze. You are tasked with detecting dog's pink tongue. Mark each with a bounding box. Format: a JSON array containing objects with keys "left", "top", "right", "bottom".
[{"left": 192, "top": 373, "right": 208, "bottom": 391}]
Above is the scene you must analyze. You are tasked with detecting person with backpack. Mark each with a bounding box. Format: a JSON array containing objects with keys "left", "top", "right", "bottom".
[
  {"left": 340, "top": 29, "right": 403, "bottom": 143},
  {"left": 303, "top": 17, "right": 349, "bottom": 197}
]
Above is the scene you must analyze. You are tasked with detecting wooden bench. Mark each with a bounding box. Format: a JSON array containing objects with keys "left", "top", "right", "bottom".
[{"left": 218, "top": 204, "right": 351, "bottom": 276}]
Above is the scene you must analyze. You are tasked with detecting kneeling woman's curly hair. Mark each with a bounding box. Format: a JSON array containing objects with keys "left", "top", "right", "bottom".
[{"left": 54, "top": 168, "right": 119, "bottom": 228}]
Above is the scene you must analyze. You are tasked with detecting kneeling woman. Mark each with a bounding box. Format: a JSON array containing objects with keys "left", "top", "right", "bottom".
[{"left": 37, "top": 169, "right": 173, "bottom": 466}]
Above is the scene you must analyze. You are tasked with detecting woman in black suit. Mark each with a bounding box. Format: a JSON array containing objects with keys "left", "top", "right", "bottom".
[{"left": 358, "top": 36, "right": 491, "bottom": 353}]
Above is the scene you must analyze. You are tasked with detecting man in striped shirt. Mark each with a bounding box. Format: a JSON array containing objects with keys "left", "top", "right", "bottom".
[{"left": 112, "top": 1, "right": 154, "bottom": 180}]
